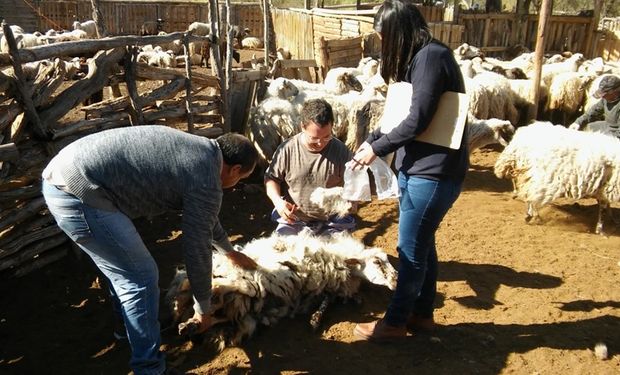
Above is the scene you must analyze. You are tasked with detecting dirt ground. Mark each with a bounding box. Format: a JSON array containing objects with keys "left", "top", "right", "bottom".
[{"left": 1, "top": 146, "right": 619, "bottom": 375}]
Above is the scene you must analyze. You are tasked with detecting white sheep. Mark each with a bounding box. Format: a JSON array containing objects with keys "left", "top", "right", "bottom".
[
  {"left": 246, "top": 96, "right": 299, "bottom": 163},
  {"left": 264, "top": 77, "right": 300, "bottom": 99},
  {"left": 545, "top": 71, "right": 596, "bottom": 125},
  {"left": 241, "top": 36, "right": 263, "bottom": 49},
  {"left": 165, "top": 230, "right": 397, "bottom": 347},
  {"left": 469, "top": 71, "right": 519, "bottom": 125},
  {"left": 539, "top": 53, "right": 585, "bottom": 86},
  {"left": 137, "top": 48, "right": 177, "bottom": 68},
  {"left": 72, "top": 20, "right": 98, "bottom": 39},
  {"left": 44, "top": 29, "right": 88, "bottom": 43},
  {"left": 1, "top": 32, "right": 46, "bottom": 52},
  {"left": 494, "top": 122, "right": 620, "bottom": 234},
  {"left": 187, "top": 21, "right": 211, "bottom": 36},
  {"left": 453, "top": 43, "right": 484, "bottom": 60},
  {"left": 467, "top": 117, "right": 515, "bottom": 152}
]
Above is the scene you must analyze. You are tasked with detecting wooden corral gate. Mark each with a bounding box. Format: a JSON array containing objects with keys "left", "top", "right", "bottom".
[
  {"left": 595, "top": 17, "right": 620, "bottom": 62},
  {"left": 273, "top": 7, "right": 463, "bottom": 69},
  {"left": 458, "top": 13, "right": 597, "bottom": 58}
]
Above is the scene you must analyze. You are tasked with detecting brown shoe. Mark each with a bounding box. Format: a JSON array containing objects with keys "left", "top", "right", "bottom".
[
  {"left": 406, "top": 315, "right": 435, "bottom": 333},
  {"left": 353, "top": 319, "right": 406, "bottom": 341}
]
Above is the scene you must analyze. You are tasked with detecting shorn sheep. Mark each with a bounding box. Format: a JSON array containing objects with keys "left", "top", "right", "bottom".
[
  {"left": 494, "top": 122, "right": 620, "bottom": 234},
  {"left": 165, "top": 230, "right": 397, "bottom": 349}
]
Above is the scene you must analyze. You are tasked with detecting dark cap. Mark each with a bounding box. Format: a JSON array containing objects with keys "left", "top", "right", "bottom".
[{"left": 594, "top": 75, "right": 620, "bottom": 99}]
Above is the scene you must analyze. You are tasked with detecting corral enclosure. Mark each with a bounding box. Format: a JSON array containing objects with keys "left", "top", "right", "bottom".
[{"left": 1, "top": 1, "right": 620, "bottom": 374}]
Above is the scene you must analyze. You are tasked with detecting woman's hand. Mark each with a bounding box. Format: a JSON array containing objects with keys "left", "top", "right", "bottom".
[
  {"left": 351, "top": 142, "right": 377, "bottom": 170},
  {"left": 226, "top": 250, "right": 258, "bottom": 270},
  {"left": 275, "top": 197, "right": 298, "bottom": 223}
]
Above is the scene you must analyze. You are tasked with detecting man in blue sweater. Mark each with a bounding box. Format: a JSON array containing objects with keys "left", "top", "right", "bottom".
[{"left": 41, "top": 126, "right": 258, "bottom": 375}]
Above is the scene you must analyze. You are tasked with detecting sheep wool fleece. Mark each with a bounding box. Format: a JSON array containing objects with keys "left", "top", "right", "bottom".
[{"left": 42, "top": 125, "right": 232, "bottom": 314}]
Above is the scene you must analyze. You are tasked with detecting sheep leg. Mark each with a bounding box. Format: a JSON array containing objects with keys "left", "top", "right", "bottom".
[
  {"left": 309, "top": 294, "right": 332, "bottom": 332},
  {"left": 178, "top": 315, "right": 229, "bottom": 337},
  {"left": 525, "top": 203, "right": 538, "bottom": 223},
  {"left": 596, "top": 201, "right": 608, "bottom": 236}
]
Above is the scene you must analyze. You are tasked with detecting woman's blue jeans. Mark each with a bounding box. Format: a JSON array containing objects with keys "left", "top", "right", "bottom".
[
  {"left": 42, "top": 180, "right": 165, "bottom": 375},
  {"left": 384, "top": 173, "right": 462, "bottom": 327}
]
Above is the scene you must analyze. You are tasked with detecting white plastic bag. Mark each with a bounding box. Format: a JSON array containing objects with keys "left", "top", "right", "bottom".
[
  {"left": 369, "top": 158, "right": 400, "bottom": 200},
  {"left": 342, "top": 161, "right": 371, "bottom": 201}
]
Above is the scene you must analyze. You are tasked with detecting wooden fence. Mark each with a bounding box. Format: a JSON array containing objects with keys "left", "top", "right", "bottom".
[
  {"left": 273, "top": 7, "right": 463, "bottom": 64},
  {"left": 34, "top": 1, "right": 265, "bottom": 37},
  {"left": 458, "top": 13, "right": 596, "bottom": 58}
]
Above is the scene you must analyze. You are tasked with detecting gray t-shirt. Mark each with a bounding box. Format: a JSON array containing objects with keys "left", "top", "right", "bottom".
[{"left": 266, "top": 133, "right": 351, "bottom": 222}]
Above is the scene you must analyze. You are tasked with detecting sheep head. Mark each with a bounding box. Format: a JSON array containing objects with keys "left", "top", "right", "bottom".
[
  {"left": 345, "top": 248, "right": 397, "bottom": 290},
  {"left": 339, "top": 72, "right": 363, "bottom": 93}
]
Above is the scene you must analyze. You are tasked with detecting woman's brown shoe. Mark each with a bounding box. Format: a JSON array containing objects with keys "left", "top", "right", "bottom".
[
  {"left": 406, "top": 315, "right": 435, "bottom": 333},
  {"left": 353, "top": 319, "right": 407, "bottom": 341}
]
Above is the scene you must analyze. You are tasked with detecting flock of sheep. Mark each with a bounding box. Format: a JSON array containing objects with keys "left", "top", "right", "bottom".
[
  {"left": 0, "top": 19, "right": 263, "bottom": 70},
  {"left": 246, "top": 42, "right": 620, "bottom": 236}
]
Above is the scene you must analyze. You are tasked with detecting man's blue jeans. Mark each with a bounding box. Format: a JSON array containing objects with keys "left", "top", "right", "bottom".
[
  {"left": 271, "top": 209, "right": 356, "bottom": 236},
  {"left": 384, "top": 173, "right": 462, "bottom": 327},
  {"left": 42, "top": 180, "right": 165, "bottom": 375}
]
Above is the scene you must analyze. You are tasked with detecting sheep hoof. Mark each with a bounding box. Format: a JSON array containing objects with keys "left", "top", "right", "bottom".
[{"left": 525, "top": 215, "right": 541, "bottom": 225}]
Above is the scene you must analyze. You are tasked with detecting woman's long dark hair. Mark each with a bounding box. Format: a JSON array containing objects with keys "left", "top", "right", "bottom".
[{"left": 374, "top": 0, "right": 433, "bottom": 83}]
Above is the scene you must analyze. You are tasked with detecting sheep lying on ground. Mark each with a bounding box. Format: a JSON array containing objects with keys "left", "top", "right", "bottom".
[
  {"left": 494, "top": 122, "right": 620, "bottom": 234},
  {"left": 165, "top": 230, "right": 397, "bottom": 349},
  {"left": 241, "top": 36, "right": 263, "bottom": 49}
]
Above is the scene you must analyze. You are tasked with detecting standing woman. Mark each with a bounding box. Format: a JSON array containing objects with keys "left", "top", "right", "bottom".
[{"left": 351, "top": 0, "right": 468, "bottom": 340}]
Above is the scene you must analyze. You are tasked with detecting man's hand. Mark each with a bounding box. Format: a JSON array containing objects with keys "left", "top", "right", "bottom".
[
  {"left": 568, "top": 123, "right": 580, "bottom": 131},
  {"left": 226, "top": 250, "right": 258, "bottom": 270},
  {"left": 275, "top": 197, "right": 298, "bottom": 223},
  {"left": 178, "top": 311, "right": 212, "bottom": 336}
]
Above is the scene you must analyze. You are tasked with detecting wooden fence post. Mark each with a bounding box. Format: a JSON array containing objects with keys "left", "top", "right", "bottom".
[
  {"left": 1, "top": 22, "right": 49, "bottom": 141},
  {"left": 528, "top": 0, "right": 552, "bottom": 122},
  {"left": 90, "top": 0, "right": 108, "bottom": 38}
]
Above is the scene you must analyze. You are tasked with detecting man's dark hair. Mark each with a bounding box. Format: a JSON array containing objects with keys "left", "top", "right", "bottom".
[
  {"left": 374, "top": 0, "right": 433, "bottom": 82},
  {"left": 301, "top": 98, "right": 334, "bottom": 128},
  {"left": 216, "top": 133, "right": 258, "bottom": 173}
]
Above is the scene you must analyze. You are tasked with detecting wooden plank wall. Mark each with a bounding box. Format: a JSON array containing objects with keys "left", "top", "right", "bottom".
[
  {"left": 459, "top": 13, "right": 594, "bottom": 57},
  {"left": 36, "top": 1, "right": 262, "bottom": 36},
  {"left": 273, "top": 7, "right": 462, "bottom": 66},
  {"left": 272, "top": 8, "right": 315, "bottom": 60}
]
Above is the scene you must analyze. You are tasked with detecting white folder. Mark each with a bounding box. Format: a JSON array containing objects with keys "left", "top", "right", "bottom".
[{"left": 379, "top": 82, "right": 469, "bottom": 150}]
